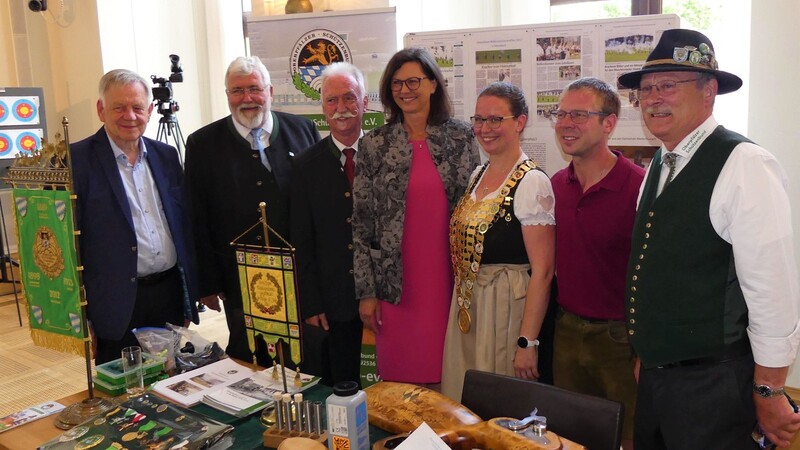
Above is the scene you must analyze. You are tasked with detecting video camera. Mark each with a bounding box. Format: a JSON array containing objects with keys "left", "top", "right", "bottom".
[{"left": 151, "top": 54, "right": 183, "bottom": 116}]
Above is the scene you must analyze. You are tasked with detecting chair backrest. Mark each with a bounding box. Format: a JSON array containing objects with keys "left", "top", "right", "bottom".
[{"left": 460, "top": 370, "right": 623, "bottom": 450}]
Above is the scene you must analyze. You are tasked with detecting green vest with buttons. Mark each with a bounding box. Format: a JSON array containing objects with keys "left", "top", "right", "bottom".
[{"left": 625, "top": 126, "right": 751, "bottom": 369}]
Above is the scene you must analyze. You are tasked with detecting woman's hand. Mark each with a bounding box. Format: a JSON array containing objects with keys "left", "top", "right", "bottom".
[
  {"left": 359, "top": 297, "right": 382, "bottom": 333},
  {"left": 514, "top": 346, "right": 540, "bottom": 380}
]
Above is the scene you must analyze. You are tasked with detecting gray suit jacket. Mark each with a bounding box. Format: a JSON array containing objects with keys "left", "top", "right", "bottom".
[{"left": 352, "top": 118, "right": 479, "bottom": 304}]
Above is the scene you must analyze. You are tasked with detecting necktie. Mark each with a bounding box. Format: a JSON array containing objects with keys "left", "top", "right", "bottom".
[
  {"left": 249, "top": 128, "right": 270, "bottom": 171},
  {"left": 343, "top": 147, "right": 355, "bottom": 188},
  {"left": 662, "top": 152, "right": 677, "bottom": 190}
]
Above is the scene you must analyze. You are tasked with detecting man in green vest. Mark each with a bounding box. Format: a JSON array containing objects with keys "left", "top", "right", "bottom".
[{"left": 618, "top": 29, "right": 800, "bottom": 449}]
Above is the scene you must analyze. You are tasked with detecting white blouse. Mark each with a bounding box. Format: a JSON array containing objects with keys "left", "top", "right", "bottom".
[{"left": 469, "top": 154, "right": 556, "bottom": 227}]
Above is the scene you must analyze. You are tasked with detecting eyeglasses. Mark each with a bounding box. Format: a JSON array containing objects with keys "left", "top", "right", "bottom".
[
  {"left": 470, "top": 115, "right": 517, "bottom": 130},
  {"left": 635, "top": 78, "right": 698, "bottom": 100},
  {"left": 226, "top": 86, "right": 266, "bottom": 98},
  {"left": 390, "top": 77, "right": 429, "bottom": 92},
  {"left": 550, "top": 110, "right": 610, "bottom": 124}
]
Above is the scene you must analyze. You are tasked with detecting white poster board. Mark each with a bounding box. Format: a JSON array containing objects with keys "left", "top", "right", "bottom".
[
  {"left": 406, "top": 14, "right": 680, "bottom": 173},
  {"left": 247, "top": 7, "right": 398, "bottom": 134}
]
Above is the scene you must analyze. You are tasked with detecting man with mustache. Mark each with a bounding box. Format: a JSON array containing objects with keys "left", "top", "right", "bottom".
[
  {"left": 291, "top": 62, "right": 368, "bottom": 386},
  {"left": 618, "top": 29, "right": 800, "bottom": 449},
  {"left": 184, "top": 56, "right": 320, "bottom": 364}
]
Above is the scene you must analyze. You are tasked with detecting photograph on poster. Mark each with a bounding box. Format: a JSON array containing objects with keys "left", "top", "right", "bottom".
[{"left": 536, "top": 36, "right": 581, "bottom": 61}]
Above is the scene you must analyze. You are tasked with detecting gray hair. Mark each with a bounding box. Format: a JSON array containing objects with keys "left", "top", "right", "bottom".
[
  {"left": 320, "top": 62, "right": 366, "bottom": 98},
  {"left": 561, "top": 77, "right": 621, "bottom": 116},
  {"left": 226, "top": 56, "right": 271, "bottom": 88},
  {"left": 98, "top": 69, "right": 152, "bottom": 105}
]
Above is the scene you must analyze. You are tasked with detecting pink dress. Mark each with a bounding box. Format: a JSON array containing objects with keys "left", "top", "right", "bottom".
[{"left": 376, "top": 140, "right": 453, "bottom": 383}]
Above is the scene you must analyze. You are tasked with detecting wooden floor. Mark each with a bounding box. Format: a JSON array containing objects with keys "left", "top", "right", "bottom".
[{"left": 0, "top": 288, "right": 229, "bottom": 418}]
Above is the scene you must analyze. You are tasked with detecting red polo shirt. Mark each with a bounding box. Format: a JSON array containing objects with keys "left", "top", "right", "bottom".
[{"left": 552, "top": 152, "right": 644, "bottom": 320}]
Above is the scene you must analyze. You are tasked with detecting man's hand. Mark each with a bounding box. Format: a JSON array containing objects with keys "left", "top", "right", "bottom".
[
  {"left": 359, "top": 297, "right": 382, "bottom": 333},
  {"left": 514, "top": 347, "right": 540, "bottom": 380},
  {"left": 755, "top": 394, "right": 800, "bottom": 448},
  {"left": 200, "top": 293, "right": 224, "bottom": 312},
  {"left": 305, "top": 313, "right": 330, "bottom": 331}
]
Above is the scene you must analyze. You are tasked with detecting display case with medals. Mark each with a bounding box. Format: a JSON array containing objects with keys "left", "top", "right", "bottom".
[{"left": 37, "top": 393, "right": 234, "bottom": 450}]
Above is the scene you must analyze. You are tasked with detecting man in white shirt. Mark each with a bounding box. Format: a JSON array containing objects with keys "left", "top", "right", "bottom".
[
  {"left": 618, "top": 29, "right": 800, "bottom": 449},
  {"left": 71, "top": 69, "right": 199, "bottom": 363}
]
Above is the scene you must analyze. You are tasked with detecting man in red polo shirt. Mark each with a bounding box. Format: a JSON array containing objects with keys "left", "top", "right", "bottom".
[{"left": 550, "top": 77, "right": 644, "bottom": 449}]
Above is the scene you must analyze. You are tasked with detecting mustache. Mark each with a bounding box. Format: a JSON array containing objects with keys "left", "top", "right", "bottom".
[
  {"left": 644, "top": 106, "right": 670, "bottom": 115},
  {"left": 237, "top": 103, "right": 262, "bottom": 112},
  {"left": 331, "top": 111, "right": 357, "bottom": 119}
]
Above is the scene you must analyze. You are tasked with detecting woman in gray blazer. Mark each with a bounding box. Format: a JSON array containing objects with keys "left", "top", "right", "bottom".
[{"left": 352, "top": 47, "right": 479, "bottom": 384}]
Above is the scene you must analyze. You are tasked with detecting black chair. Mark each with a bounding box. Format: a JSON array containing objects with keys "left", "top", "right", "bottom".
[{"left": 460, "top": 369, "right": 623, "bottom": 450}]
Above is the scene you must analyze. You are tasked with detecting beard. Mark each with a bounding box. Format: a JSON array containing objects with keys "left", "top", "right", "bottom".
[{"left": 233, "top": 103, "right": 265, "bottom": 129}]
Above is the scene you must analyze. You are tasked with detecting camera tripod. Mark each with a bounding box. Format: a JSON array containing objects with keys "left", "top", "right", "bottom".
[{"left": 155, "top": 112, "right": 185, "bottom": 165}]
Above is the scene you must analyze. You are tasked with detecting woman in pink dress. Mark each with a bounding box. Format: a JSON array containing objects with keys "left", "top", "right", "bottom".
[{"left": 352, "top": 48, "right": 479, "bottom": 383}]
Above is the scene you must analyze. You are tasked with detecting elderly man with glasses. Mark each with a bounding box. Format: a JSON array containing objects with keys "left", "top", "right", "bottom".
[
  {"left": 618, "top": 29, "right": 800, "bottom": 449},
  {"left": 184, "top": 56, "right": 320, "bottom": 365}
]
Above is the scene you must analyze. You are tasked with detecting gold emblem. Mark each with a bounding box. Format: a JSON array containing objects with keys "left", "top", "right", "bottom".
[
  {"left": 74, "top": 435, "right": 104, "bottom": 449},
  {"left": 156, "top": 404, "right": 168, "bottom": 413},
  {"left": 249, "top": 271, "right": 283, "bottom": 315},
  {"left": 457, "top": 307, "right": 471, "bottom": 333},
  {"left": 121, "top": 432, "right": 138, "bottom": 442},
  {"left": 33, "top": 226, "right": 64, "bottom": 279}
]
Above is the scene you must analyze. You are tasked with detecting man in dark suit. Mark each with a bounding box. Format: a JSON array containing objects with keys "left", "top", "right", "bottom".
[
  {"left": 185, "top": 56, "right": 320, "bottom": 364},
  {"left": 71, "top": 69, "right": 199, "bottom": 364},
  {"left": 291, "top": 62, "right": 367, "bottom": 386}
]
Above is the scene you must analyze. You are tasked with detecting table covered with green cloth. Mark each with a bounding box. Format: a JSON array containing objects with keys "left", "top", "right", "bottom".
[{"left": 193, "top": 384, "right": 391, "bottom": 449}]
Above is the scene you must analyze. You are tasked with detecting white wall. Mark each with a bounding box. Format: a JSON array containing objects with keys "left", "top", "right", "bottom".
[
  {"left": 749, "top": 0, "right": 800, "bottom": 387},
  {"left": 96, "top": 0, "right": 245, "bottom": 146}
]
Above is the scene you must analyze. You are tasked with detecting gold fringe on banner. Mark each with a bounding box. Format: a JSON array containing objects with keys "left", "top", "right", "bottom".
[{"left": 30, "top": 329, "right": 86, "bottom": 358}]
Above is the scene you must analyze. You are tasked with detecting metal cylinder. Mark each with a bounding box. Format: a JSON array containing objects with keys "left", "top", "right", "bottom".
[
  {"left": 282, "top": 393, "right": 293, "bottom": 431},
  {"left": 273, "top": 392, "right": 284, "bottom": 431},
  {"left": 313, "top": 400, "right": 323, "bottom": 434},
  {"left": 303, "top": 400, "right": 313, "bottom": 434}
]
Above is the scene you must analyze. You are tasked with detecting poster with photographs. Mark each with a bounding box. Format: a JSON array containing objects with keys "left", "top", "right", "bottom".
[{"left": 407, "top": 14, "right": 679, "bottom": 174}]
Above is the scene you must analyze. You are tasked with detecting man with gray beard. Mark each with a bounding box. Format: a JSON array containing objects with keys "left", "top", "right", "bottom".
[{"left": 185, "top": 56, "right": 319, "bottom": 364}]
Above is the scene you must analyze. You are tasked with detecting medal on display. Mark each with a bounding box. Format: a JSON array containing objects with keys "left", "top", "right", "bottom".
[{"left": 73, "top": 435, "right": 104, "bottom": 450}]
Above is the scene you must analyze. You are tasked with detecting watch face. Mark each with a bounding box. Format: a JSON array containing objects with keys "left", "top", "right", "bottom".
[
  {"left": 756, "top": 385, "right": 771, "bottom": 397},
  {"left": 517, "top": 337, "right": 527, "bottom": 348}
]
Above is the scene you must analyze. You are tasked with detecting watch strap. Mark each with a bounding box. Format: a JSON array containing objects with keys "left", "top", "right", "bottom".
[{"left": 753, "top": 383, "right": 786, "bottom": 398}]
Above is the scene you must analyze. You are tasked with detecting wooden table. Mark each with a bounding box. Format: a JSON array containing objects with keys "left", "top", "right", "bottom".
[{"left": 0, "top": 391, "right": 95, "bottom": 450}]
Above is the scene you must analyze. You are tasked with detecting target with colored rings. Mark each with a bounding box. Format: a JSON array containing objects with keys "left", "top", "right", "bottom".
[
  {"left": 16, "top": 132, "right": 40, "bottom": 154},
  {"left": 0, "top": 133, "right": 11, "bottom": 156},
  {"left": 12, "top": 99, "right": 37, "bottom": 122},
  {"left": 0, "top": 100, "right": 8, "bottom": 123}
]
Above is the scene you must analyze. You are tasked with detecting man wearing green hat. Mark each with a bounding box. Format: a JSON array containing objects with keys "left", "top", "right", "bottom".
[{"left": 619, "top": 29, "right": 800, "bottom": 448}]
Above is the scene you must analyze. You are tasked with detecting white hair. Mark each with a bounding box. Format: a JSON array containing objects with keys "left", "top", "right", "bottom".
[{"left": 225, "top": 56, "right": 271, "bottom": 88}]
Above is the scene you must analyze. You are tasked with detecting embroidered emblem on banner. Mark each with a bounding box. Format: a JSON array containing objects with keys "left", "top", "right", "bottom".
[
  {"left": 33, "top": 226, "right": 65, "bottom": 279},
  {"left": 290, "top": 29, "right": 352, "bottom": 100}
]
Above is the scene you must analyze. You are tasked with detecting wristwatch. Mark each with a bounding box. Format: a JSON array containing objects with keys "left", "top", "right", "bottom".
[
  {"left": 753, "top": 383, "right": 786, "bottom": 398},
  {"left": 517, "top": 337, "right": 540, "bottom": 349}
]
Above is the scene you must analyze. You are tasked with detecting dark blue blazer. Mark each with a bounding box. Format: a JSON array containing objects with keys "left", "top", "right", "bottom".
[{"left": 71, "top": 127, "right": 199, "bottom": 341}]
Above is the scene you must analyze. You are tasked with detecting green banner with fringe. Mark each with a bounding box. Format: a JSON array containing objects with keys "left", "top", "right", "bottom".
[{"left": 13, "top": 188, "right": 84, "bottom": 356}]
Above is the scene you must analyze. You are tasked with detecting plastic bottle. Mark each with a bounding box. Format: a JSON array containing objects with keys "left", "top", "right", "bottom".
[{"left": 326, "top": 381, "right": 369, "bottom": 450}]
